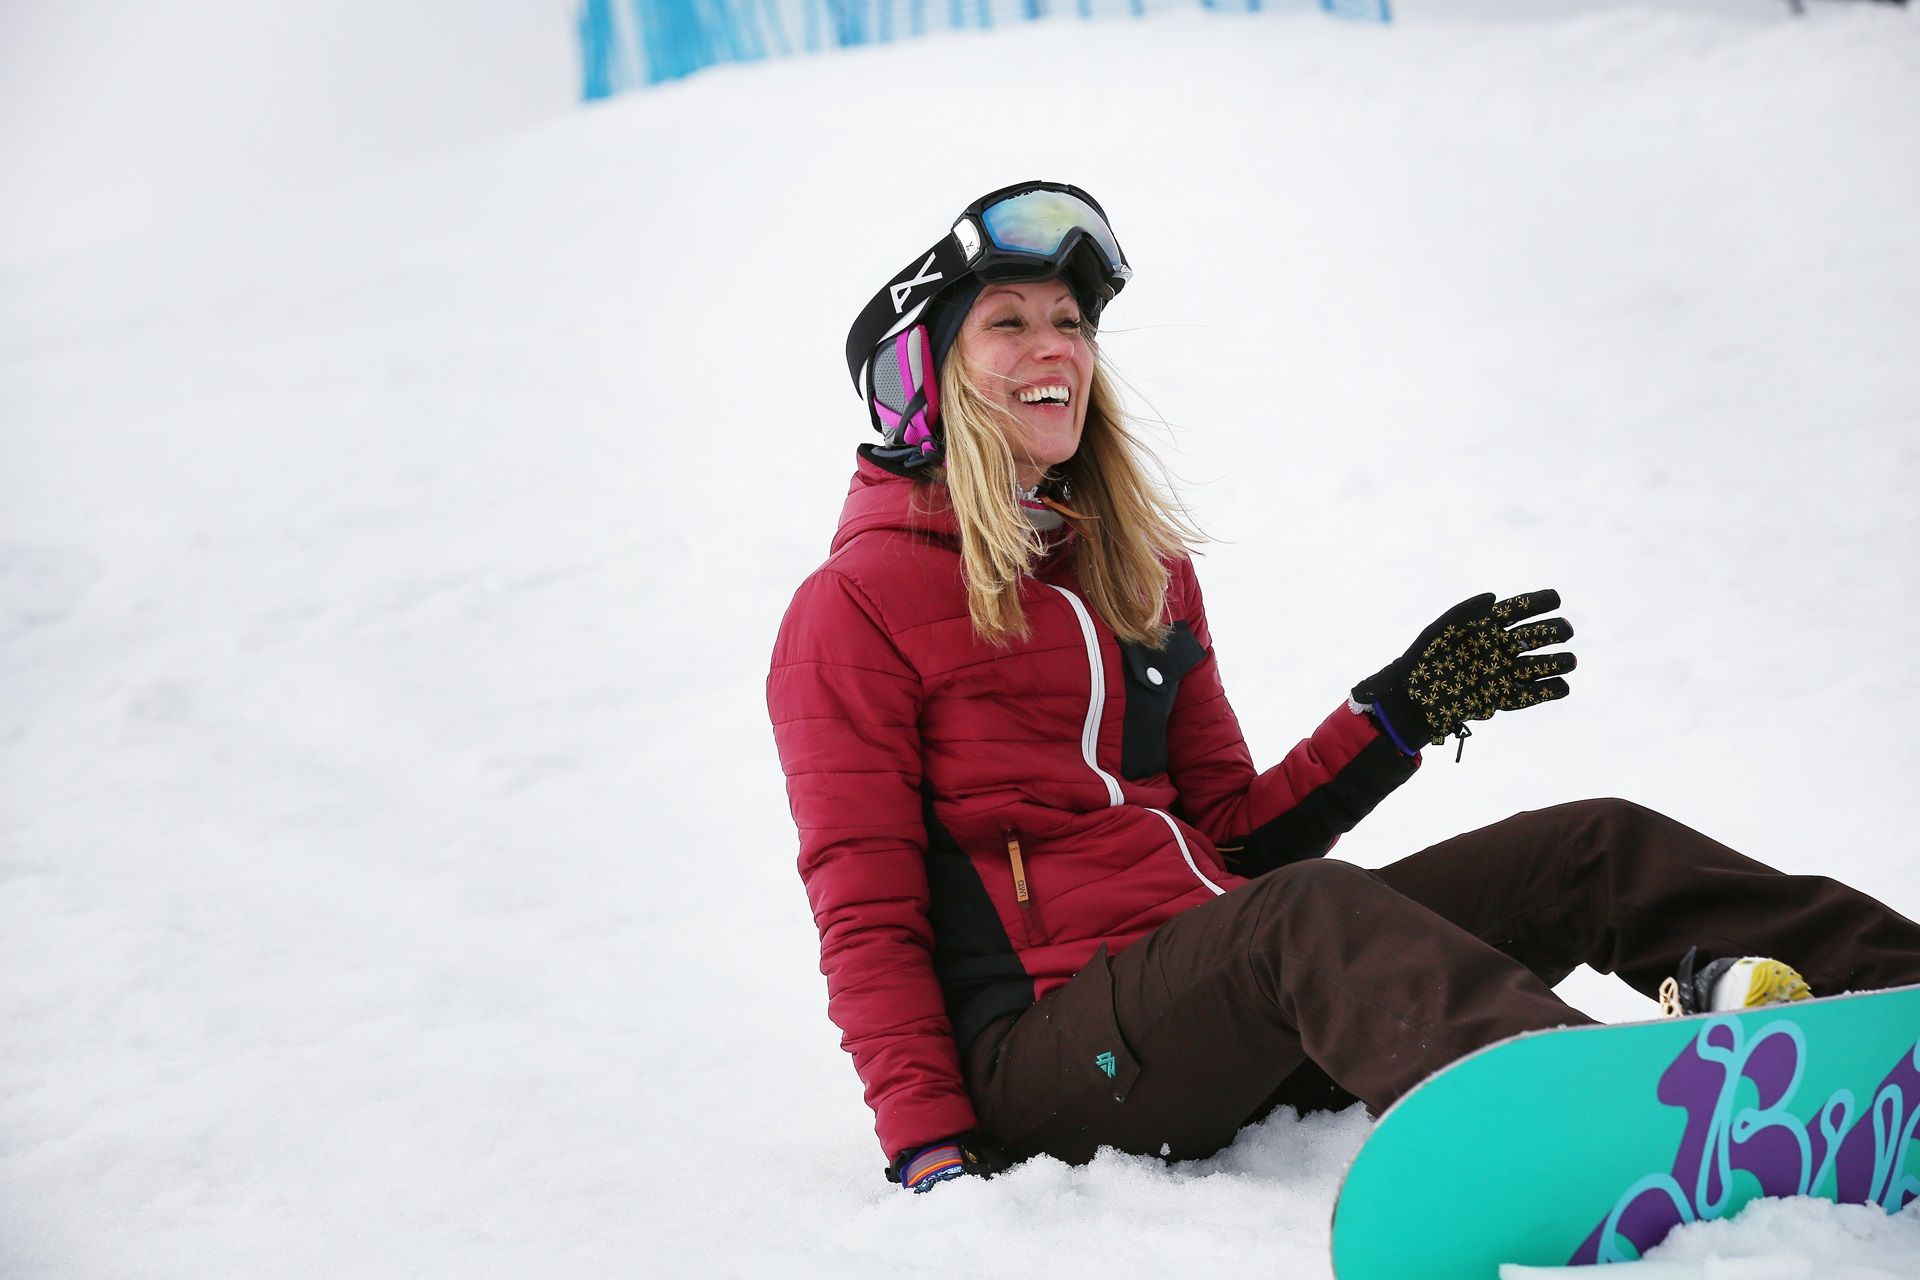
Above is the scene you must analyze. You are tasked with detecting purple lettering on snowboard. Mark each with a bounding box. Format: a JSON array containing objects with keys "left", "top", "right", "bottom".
[{"left": 1569, "top": 1017, "right": 1920, "bottom": 1265}]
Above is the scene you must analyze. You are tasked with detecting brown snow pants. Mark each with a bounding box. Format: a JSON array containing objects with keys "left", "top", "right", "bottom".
[{"left": 961, "top": 798, "right": 1920, "bottom": 1165}]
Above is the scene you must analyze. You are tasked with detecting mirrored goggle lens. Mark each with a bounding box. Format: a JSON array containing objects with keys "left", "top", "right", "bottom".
[{"left": 978, "top": 189, "right": 1126, "bottom": 274}]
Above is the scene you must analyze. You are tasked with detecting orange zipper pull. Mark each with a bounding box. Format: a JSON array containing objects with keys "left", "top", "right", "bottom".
[
  {"left": 1003, "top": 824, "right": 1047, "bottom": 945},
  {"left": 1005, "top": 830, "right": 1031, "bottom": 904}
]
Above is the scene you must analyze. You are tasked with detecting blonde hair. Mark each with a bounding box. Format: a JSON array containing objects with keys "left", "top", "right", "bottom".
[{"left": 933, "top": 344, "right": 1201, "bottom": 647}]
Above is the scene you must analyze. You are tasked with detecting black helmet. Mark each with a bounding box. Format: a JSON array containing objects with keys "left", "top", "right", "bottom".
[{"left": 844, "top": 181, "right": 1131, "bottom": 470}]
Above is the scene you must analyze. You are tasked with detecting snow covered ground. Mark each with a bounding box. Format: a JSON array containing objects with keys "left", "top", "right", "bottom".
[
  {"left": 0, "top": 0, "right": 579, "bottom": 268},
  {"left": 4, "top": 3, "right": 1919, "bottom": 1276}
]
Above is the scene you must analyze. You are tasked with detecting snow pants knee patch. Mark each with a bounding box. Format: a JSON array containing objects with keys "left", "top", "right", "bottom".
[
  {"left": 963, "top": 881, "right": 1325, "bottom": 1166},
  {"left": 963, "top": 943, "right": 1142, "bottom": 1165}
]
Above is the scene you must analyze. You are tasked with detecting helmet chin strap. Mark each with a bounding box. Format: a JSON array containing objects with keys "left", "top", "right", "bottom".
[{"left": 1016, "top": 474, "right": 1095, "bottom": 534}]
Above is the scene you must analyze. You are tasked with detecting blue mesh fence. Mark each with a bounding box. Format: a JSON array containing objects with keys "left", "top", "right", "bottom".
[{"left": 579, "top": 0, "right": 1389, "bottom": 97}]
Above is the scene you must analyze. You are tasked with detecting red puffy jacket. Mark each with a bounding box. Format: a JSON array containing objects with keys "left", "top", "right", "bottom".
[{"left": 767, "top": 455, "right": 1417, "bottom": 1159}]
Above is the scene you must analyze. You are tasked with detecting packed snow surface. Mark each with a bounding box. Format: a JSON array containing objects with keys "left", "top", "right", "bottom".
[
  {"left": 1504, "top": 1198, "right": 1920, "bottom": 1278},
  {"left": 4, "top": 3, "right": 1919, "bottom": 1277}
]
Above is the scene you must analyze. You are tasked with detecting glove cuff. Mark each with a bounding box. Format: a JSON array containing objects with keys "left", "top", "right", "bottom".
[
  {"left": 1350, "top": 675, "right": 1431, "bottom": 755},
  {"left": 1356, "top": 698, "right": 1420, "bottom": 757},
  {"left": 897, "top": 1142, "right": 966, "bottom": 1193},
  {"left": 886, "top": 1134, "right": 1010, "bottom": 1191}
]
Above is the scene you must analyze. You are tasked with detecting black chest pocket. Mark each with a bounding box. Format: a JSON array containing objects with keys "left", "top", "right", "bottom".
[{"left": 1116, "top": 621, "right": 1206, "bottom": 780}]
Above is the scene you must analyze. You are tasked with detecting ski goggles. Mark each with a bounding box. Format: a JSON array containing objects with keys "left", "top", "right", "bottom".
[{"left": 845, "top": 181, "right": 1131, "bottom": 392}]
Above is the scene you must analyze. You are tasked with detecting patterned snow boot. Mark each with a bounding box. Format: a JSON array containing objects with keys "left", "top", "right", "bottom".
[{"left": 1658, "top": 946, "right": 1813, "bottom": 1017}]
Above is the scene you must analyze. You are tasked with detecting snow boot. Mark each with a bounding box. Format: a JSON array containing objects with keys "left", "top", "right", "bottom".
[{"left": 1658, "top": 946, "right": 1813, "bottom": 1017}]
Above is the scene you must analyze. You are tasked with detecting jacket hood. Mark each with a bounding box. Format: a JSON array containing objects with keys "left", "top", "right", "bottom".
[{"left": 830, "top": 453, "right": 961, "bottom": 553}]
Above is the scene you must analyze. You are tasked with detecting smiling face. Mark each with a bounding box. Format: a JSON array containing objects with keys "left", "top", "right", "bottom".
[{"left": 952, "top": 278, "right": 1094, "bottom": 489}]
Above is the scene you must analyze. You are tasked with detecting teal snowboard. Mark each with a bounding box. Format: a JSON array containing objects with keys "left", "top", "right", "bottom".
[{"left": 1330, "top": 983, "right": 1920, "bottom": 1278}]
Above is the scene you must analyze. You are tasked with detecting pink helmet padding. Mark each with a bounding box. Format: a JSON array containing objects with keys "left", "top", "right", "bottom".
[{"left": 869, "top": 325, "right": 942, "bottom": 456}]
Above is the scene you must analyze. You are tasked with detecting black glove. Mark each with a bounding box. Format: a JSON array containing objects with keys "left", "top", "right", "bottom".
[
  {"left": 887, "top": 1135, "right": 1009, "bottom": 1193},
  {"left": 1352, "top": 590, "right": 1576, "bottom": 755}
]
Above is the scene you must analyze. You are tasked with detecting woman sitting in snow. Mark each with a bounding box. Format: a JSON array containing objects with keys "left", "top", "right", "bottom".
[{"left": 765, "top": 180, "right": 1920, "bottom": 1193}]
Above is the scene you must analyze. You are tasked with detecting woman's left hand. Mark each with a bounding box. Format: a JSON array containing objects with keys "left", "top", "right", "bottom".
[{"left": 1351, "top": 590, "right": 1577, "bottom": 755}]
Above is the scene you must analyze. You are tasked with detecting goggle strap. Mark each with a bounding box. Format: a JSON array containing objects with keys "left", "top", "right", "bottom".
[
  {"left": 844, "top": 236, "right": 973, "bottom": 390},
  {"left": 878, "top": 299, "right": 930, "bottom": 346}
]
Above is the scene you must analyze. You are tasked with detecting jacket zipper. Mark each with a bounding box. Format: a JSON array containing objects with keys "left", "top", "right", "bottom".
[
  {"left": 1043, "top": 583, "right": 1224, "bottom": 898},
  {"left": 1043, "top": 584, "right": 1125, "bottom": 806},
  {"left": 1148, "top": 807, "right": 1225, "bottom": 896}
]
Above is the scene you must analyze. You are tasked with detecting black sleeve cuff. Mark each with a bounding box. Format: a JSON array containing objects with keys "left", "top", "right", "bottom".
[{"left": 1220, "top": 734, "right": 1420, "bottom": 877}]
